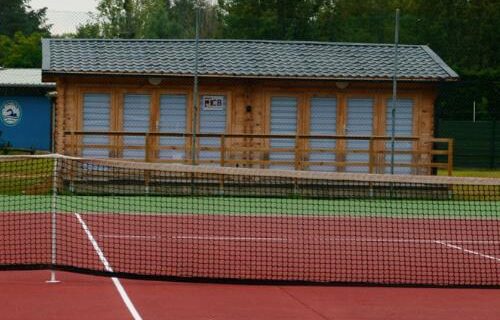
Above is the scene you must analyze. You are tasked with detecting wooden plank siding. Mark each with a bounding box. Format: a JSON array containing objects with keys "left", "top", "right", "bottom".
[{"left": 55, "top": 76, "right": 441, "bottom": 174}]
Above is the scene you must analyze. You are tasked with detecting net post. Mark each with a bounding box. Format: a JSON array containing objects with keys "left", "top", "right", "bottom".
[{"left": 46, "top": 156, "right": 60, "bottom": 284}]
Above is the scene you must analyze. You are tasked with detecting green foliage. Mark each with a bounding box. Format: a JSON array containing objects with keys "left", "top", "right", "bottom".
[
  {"left": 218, "top": 0, "right": 326, "bottom": 40},
  {"left": 76, "top": 0, "right": 222, "bottom": 39},
  {"left": 0, "top": 32, "right": 43, "bottom": 68},
  {"left": 73, "top": 21, "right": 103, "bottom": 38},
  {"left": 0, "top": 0, "right": 50, "bottom": 37},
  {"left": 0, "top": 0, "right": 48, "bottom": 68},
  {"left": 74, "top": 0, "right": 142, "bottom": 38},
  {"left": 139, "top": 0, "right": 221, "bottom": 38}
]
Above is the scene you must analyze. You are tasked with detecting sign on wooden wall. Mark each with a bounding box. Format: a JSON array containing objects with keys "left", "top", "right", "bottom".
[{"left": 202, "top": 96, "right": 226, "bottom": 111}]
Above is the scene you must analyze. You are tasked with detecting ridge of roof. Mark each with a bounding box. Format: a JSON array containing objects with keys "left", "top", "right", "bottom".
[{"left": 45, "top": 37, "right": 425, "bottom": 48}]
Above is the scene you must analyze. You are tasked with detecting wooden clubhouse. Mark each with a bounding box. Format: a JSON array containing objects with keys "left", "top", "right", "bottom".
[{"left": 41, "top": 39, "right": 458, "bottom": 175}]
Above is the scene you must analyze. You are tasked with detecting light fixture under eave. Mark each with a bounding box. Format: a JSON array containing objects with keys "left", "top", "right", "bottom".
[
  {"left": 148, "top": 77, "right": 162, "bottom": 86},
  {"left": 335, "top": 81, "right": 349, "bottom": 89}
]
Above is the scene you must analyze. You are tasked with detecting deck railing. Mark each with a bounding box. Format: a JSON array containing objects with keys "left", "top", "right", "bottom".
[{"left": 64, "top": 131, "right": 454, "bottom": 175}]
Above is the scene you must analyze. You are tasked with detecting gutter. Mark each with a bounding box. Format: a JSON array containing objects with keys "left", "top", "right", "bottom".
[{"left": 41, "top": 70, "right": 458, "bottom": 83}]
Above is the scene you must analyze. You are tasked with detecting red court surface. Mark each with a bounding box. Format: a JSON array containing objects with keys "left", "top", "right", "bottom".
[
  {"left": 1, "top": 270, "right": 500, "bottom": 320},
  {"left": 2, "top": 213, "right": 500, "bottom": 286},
  {"left": 2, "top": 212, "right": 500, "bottom": 319}
]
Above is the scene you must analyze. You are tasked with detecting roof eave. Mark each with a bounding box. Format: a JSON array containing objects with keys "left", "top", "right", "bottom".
[
  {"left": 0, "top": 83, "right": 55, "bottom": 88},
  {"left": 41, "top": 70, "right": 458, "bottom": 83}
]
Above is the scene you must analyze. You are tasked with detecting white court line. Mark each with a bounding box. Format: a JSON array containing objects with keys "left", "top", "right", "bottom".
[
  {"left": 99, "top": 233, "right": 500, "bottom": 245},
  {"left": 434, "top": 240, "right": 500, "bottom": 263},
  {"left": 173, "top": 235, "right": 287, "bottom": 242},
  {"left": 75, "top": 213, "right": 143, "bottom": 320},
  {"left": 100, "top": 234, "right": 160, "bottom": 240}
]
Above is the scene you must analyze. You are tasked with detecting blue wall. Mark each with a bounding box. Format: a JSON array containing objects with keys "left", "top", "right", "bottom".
[{"left": 0, "top": 96, "right": 52, "bottom": 151}]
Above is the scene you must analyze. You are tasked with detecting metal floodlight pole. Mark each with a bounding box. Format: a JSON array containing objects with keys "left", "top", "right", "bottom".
[
  {"left": 390, "top": 8, "right": 400, "bottom": 175},
  {"left": 473, "top": 101, "right": 476, "bottom": 123},
  {"left": 191, "top": 4, "right": 201, "bottom": 166}
]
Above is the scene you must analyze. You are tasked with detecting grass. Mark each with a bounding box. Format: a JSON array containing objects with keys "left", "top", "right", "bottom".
[
  {"left": 439, "top": 168, "right": 500, "bottom": 178},
  {"left": 0, "top": 158, "right": 53, "bottom": 194}
]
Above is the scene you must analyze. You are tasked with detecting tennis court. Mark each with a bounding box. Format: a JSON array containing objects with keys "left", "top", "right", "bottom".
[
  {"left": 2, "top": 270, "right": 500, "bottom": 320},
  {"left": 1, "top": 155, "right": 500, "bottom": 319}
]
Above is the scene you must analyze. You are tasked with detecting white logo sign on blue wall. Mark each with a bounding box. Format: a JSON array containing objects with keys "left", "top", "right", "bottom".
[{"left": 1, "top": 101, "right": 22, "bottom": 126}]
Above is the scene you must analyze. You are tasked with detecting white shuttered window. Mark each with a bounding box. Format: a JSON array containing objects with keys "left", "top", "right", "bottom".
[
  {"left": 123, "top": 94, "right": 151, "bottom": 159},
  {"left": 309, "top": 97, "right": 337, "bottom": 171},
  {"left": 346, "top": 98, "right": 374, "bottom": 173},
  {"left": 385, "top": 99, "right": 414, "bottom": 174},
  {"left": 159, "top": 94, "right": 187, "bottom": 160},
  {"left": 270, "top": 97, "right": 297, "bottom": 170},
  {"left": 82, "top": 93, "right": 111, "bottom": 158}
]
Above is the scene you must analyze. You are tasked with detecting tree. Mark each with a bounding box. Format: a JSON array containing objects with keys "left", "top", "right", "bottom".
[
  {"left": 77, "top": 0, "right": 221, "bottom": 39},
  {"left": 75, "top": 20, "right": 104, "bottom": 38},
  {"left": 0, "top": 0, "right": 50, "bottom": 37},
  {"left": 139, "top": 0, "right": 221, "bottom": 39},
  {"left": 218, "top": 0, "right": 326, "bottom": 40},
  {"left": 0, "top": 0, "right": 49, "bottom": 68},
  {"left": 89, "top": 0, "right": 143, "bottom": 38},
  {"left": 0, "top": 32, "right": 43, "bottom": 67}
]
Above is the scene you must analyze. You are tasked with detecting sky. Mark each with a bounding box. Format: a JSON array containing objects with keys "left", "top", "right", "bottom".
[
  {"left": 30, "top": 0, "right": 98, "bottom": 13},
  {"left": 30, "top": 0, "right": 98, "bottom": 34}
]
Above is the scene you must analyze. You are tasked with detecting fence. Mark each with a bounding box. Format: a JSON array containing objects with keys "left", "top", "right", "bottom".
[
  {"left": 437, "top": 120, "right": 499, "bottom": 169},
  {"left": 64, "top": 131, "right": 453, "bottom": 175}
]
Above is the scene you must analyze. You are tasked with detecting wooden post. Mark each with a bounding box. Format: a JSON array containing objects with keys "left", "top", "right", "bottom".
[
  {"left": 295, "top": 134, "right": 301, "bottom": 170},
  {"left": 145, "top": 133, "right": 151, "bottom": 162},
  {"left": 54, "top": 80, "right": 66, "bottom": 154},
  {"left": 220, "top": 134, "right": 226, "bottom": 167},
  {"left": 71, "top": 131, "right": 76, "bottom": 156},
  {"left": 447, "top": 138, "right": 454, "bottom": 176},
  {"left": 368, "top": 137, "right": 374, "bottom": 174}
]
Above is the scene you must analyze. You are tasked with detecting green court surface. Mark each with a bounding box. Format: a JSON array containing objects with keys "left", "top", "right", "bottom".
[
  {"left": 0, "top": 158, "right": 499, "bottom": 219},
  {"left": 0, "top": 195, "right": 498, "bottom": 218}
]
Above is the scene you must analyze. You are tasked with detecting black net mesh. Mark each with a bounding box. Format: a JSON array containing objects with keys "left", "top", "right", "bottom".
[{"left": 0, "top": 155, "right": 499, "bottom": 286}]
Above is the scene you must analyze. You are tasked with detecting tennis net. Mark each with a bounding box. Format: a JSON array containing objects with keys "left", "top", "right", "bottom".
[{"left": 0, "top": 154, "right": 499, "bottom": 287}]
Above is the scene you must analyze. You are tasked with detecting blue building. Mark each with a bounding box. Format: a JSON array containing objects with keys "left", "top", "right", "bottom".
[{"left": 0, "top": 68, "right": 55, "bottom": 151}]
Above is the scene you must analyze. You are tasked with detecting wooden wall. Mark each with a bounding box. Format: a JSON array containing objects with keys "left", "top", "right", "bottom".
[{"left": 52, "top": 75, "right": 439, "bottom": 173}]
